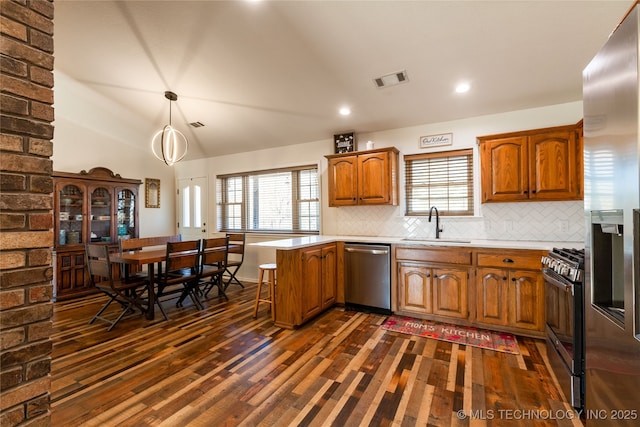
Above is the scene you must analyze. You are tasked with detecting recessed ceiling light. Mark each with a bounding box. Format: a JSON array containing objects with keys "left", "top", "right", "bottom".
[
  {"left": 455, "top": 82, "right": 471, "bottom": 93},
  {"left": 339, "top": 107, "right": 351, "bottom": 116}
]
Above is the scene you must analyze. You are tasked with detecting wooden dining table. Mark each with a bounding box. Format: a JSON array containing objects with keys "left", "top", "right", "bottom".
[
  {"left": 112, "top": 248, "right": 167, "bottom": 320},
  {"left": 112, "top": 242, "right": 239, "bottom": 320}
]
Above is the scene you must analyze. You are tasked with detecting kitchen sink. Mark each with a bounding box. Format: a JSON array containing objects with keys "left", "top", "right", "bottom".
[{"left": 401, "top": 238, "right": 471, "bottom": 244}]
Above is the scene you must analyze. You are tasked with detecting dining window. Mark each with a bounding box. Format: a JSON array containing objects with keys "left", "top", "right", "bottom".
[
  {"left": 217, "top": 165, "right": 319, "bottom": 234},
  {"left": 404, "top": 149, "right": 474, "bottom": 216}
]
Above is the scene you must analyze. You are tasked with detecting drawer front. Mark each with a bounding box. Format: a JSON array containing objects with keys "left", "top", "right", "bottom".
[
  {"left": 395, "top": 247, "right": 472, "bottom": 265},
  {"left": 476, "top": 251, "right": 544, "bottom": 270}
]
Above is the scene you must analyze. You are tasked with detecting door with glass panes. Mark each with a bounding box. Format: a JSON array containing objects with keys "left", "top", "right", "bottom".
[{"left": 177, "top": 177, "right": 208, "bottom": 240}]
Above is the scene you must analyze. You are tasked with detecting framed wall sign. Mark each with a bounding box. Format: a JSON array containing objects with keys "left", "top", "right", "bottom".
[
  {"left": 420, "top": 133, "right": 453, "bottom": 149},
  {"left": 145, "top": 178, "right": 160, "bottom": 208},
  {"left": 334, "top": 132, "right": 355, "bottom": 153}
]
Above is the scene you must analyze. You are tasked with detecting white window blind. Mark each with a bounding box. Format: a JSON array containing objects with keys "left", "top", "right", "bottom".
[
  {"left": 405, "top": 149, "right": 474, "bottom": 216},
  {"left": 217, "top": 165, "right": 319, "bottom": 234}
]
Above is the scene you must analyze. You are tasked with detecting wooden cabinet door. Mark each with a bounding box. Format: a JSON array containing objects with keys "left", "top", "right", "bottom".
[
  {"left": 55, "top": 250, "right": 91, "bottom": 300},
  {"left": 432, "top": 267, "right": 468, "bottom": 319},
  {"left": 327, "top": 156, "right": 358, "bottom": 206},
  {"left": 480, "top": 136, "right": 528, "bottom": 202},
  {"left": 508, "top": 269, "right": 544, "bottom": 331},
  {"left": 301, "top": 247, "right": 323, "bottom": 322},
  {"left": 398, "top": 263, "right": 432, "bottom": 314},
  {"left": 476, "top": 268, "right": 509, "bottom": 326},
  {"left": 357, "top": 152, "right": 391, "bottom": 205},
  {"left": 321, "top": 244, "right": 337, "bottom": 309},
  {"left": 528, "top": 130, "right": 580, "bottom": 200}
]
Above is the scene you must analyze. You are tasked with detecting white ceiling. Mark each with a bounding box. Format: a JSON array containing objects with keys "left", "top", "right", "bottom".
[{"left": 53, "top": 0, "right": 631, "bottom": 160}]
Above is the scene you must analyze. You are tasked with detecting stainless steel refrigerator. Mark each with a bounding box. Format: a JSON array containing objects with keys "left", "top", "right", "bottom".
[{"left": 582, "top": 2, "right": 640, "bottom": 425}]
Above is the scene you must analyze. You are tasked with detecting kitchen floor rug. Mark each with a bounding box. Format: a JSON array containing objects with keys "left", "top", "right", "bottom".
[{"left": 381, "top": 315, "right": 520, "bottom": 354}]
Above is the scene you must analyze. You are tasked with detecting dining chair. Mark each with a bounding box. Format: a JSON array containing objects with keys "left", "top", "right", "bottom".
[
  {"left": 198, "top": 236, "right": 229, "bottom": 300},
  {"left": 119, "top": 234, "right": 182, "bottom": 279},
  {"left": 224, "top": 233, "right": 246, "bottom": 289},
  {"left": 156, "top": 239, "right": 202, "bottom": 316},
  {"left": 117, "top": 239, "right": 147, "bottom": 281},
  {"left": 85, "top": 243, "right": 148, "bottom": 331}
]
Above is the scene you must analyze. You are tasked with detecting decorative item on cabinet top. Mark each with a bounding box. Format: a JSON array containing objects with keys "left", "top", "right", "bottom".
[{"left": 333, "top": 132, "right": 355, "bottom": 154}]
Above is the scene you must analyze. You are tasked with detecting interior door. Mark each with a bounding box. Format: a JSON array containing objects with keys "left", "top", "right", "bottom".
[{"left": 177, "top": 177, "right": 208, "bottom": 241}]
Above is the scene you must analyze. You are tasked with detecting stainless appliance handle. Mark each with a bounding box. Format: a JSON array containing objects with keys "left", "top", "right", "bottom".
[
  {"left": 543, "top": 268, "right": 574, "bottom": 294},
  {"left": 345, "top": 247, "right": 389, "bottom": 255}
]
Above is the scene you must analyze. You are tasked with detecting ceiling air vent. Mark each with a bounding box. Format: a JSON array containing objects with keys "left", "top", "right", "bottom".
[
  {"left": 374, "top": 70, "right": 409, "bottom": 88},
  {"left": 190, "top": 121, "right": 205, "bottom": 128}
]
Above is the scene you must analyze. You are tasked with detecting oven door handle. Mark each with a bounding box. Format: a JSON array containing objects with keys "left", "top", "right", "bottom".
[{"left": 543, "top": 268, "right": 574, "bottom": 296}]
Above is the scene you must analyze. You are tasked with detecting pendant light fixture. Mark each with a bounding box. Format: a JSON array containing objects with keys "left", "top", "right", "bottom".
[{"left": 151, "top": 91, "right": 188, "bottom": 166}]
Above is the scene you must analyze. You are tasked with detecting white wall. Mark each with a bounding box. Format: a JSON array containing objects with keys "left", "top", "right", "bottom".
[
  {"left": 328, "top": 101, "right": 585, "bottom": 242},
  {"left": 54, "top": 72, "right": 584, "bottom": 283},
  {"left": 173, "top": 139, "right": 334, "bottom": 281},
  {"left": 174, "top": 101, "right": 585, "bottom": 282},
  {"left": 53, "top": 72, "right": 177, "bottom": 238}
]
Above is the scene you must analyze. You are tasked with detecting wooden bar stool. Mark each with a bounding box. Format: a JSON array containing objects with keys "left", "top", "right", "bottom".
[{"left": 254, "top": 263, "right": 277, "bottom": 320}]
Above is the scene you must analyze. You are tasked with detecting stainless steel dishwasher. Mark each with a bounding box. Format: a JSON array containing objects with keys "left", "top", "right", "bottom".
[{"left": 344, "top": 243, "right": 391, "bottom": 314}]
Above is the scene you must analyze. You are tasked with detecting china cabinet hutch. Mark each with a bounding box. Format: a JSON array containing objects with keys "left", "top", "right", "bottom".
[{"left": 53, "top": 167, "right": 141, "bottom": 300}]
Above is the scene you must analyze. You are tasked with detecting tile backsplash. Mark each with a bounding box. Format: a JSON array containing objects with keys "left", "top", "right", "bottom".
[{"left": 329, "top": 201, "right": 585, "bottom": 242}]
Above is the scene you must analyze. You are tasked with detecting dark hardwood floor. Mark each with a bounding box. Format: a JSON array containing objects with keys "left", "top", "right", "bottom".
[{"left": 51, "top": 281, "right": 582, "bottom": 426}]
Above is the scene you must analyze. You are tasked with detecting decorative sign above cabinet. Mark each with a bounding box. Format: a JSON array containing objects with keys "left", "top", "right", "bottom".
[
  {"left": 420, "top": 133, "right": 453, "bottom": 148},
  {"left": 334, "top": 132, "right": 355, "bottom": 153}
]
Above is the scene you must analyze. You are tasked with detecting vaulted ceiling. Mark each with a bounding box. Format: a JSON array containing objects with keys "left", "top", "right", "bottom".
[{"left": 54, "top": 0, "right": 631, "bottom": 160}]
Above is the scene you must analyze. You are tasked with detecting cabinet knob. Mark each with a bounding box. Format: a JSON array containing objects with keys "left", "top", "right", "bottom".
[
  {"left": 502, "top": 258, "right": 514, "bottom": 263},
  {"left": 502, "top": 277, "right": 507, "bottom": 281},
  {"left": 511, "top": 277, "right": 516, "bottom": 282},
  {"left": 433, "top": 274, "right": 438, "bottom": 278},
  {"left": 426, "top": 273, "right": 431, "bottom": 278}
]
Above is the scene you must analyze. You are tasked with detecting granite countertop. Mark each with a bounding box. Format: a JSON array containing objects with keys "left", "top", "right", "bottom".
[{"left": 252, "top": 235, "right": 584, "bottom": 251}]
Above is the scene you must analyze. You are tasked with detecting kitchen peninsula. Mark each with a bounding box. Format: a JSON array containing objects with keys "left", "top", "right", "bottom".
[{"left": 254, "top": 236, "right": 583, "bottom": 337}]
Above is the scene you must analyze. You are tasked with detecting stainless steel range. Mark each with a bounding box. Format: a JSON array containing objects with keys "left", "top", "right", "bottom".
[{"left": 542, "top": 247, "right": 585, "bottom": 411}]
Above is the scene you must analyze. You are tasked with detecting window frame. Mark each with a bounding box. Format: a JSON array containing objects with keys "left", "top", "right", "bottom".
[
  {"left": 217, "top": 164, "right": 320, "bottom": 234},
  {"left": 404, "top": 148, "right": 474, "bottom": 217}
]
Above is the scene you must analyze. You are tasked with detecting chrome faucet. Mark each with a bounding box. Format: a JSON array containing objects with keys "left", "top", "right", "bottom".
[{"left": 428, "top": 206, "right": 443, "bottom": 239}]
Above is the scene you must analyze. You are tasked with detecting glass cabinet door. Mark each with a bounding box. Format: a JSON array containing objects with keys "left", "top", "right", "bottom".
[
  {"left": 117, "top": 189, "right": 136, "bottom": 239},
  {"left": 90, "top": 187, "right": 112, "bottom": 242},
  {"left": 59, "top": 184, "right": 83, "bottom": 245}
]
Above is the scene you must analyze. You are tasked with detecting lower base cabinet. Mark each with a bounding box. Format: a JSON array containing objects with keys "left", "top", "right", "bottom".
[
  {"left": 54, "top": 249, "right": 93, "bottom": 300},
  {"left": 276, "top": 243, "right": 337, "bottom": 328},
  {"left": 476, "top": 268, "right": 544, "bottom": 332},
  {"left": 396, "top": 247, "right": 472, "bottom": 322},
  {"left": 54, "top": 245, "right": 124, "bottom": 301},
  {"left": 398, "top": 262, "right": 468, "bottom": 319},
  {"left": 396, "top": 245, "right": 546, "bottom": 338}
]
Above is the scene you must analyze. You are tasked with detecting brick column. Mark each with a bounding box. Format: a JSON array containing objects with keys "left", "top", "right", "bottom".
[{"left": 1, "top": 0, "right": 55, "bottom": 425}]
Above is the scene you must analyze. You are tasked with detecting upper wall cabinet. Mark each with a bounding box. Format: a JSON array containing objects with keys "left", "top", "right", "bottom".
[
  {"left": 478, "top": 121, "right": 583, "bottom": 203},
  {"left": 325, "top": 146, "right": 400, "bottom": 206}
]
